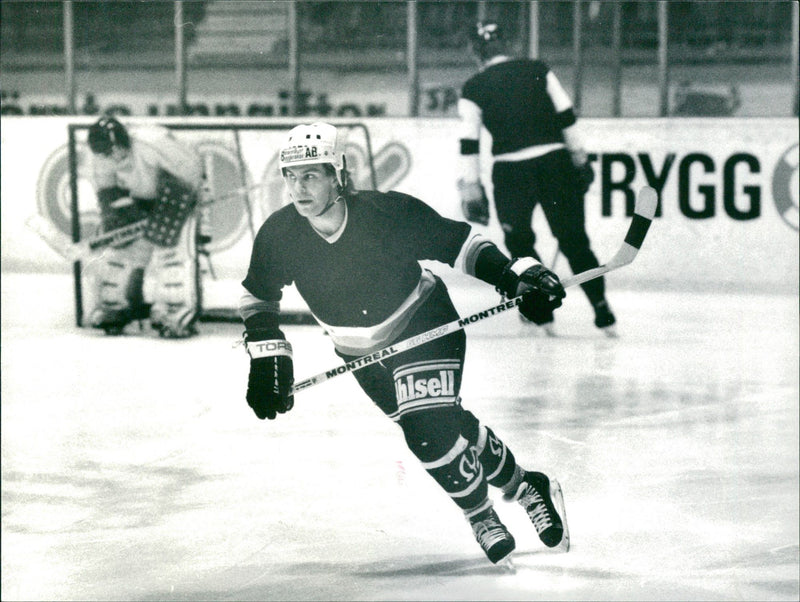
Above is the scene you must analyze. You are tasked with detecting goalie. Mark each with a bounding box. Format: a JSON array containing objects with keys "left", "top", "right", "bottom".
[{"left": 86, "top": 116, "right": 203, "bottom": 338}]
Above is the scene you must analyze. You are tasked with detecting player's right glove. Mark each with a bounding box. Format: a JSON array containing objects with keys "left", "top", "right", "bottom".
[
  {"left": 244, "top": 326, "right": 294, "bottom": 420},
  {"left": 457, "top": 179, "right": 490, "bottom": 225},
  {"left": 496, "top": 258, "right": 566, "bottom": 324}
]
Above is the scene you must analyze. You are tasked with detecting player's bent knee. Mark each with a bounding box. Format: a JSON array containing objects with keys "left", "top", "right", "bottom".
[{"left": 400, "top": 406, "right": 463, "bottom": 462}]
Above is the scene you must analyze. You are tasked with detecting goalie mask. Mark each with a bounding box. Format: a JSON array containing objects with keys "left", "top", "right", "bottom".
[
  {"left": 279, "top": 122, "right": 347, "bottom": 188},
  {"left": 88, "top": 116, "right": 131, "bottom": 156}
]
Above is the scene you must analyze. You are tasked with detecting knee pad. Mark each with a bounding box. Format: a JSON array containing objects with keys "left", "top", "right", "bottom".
[{"left": 401, "top": 406, "right": 462, "bottom": 462}]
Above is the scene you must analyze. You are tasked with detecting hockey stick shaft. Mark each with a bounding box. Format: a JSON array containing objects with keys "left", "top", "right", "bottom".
[
  {"left": 26, "top": 197, "right": 217, "bottom": 262},
  {"left": 291, "top": 186, "right": 657, "bottom": 394},
  {"left": 30, "top": 181, "right": 268, "bottom": 262}
]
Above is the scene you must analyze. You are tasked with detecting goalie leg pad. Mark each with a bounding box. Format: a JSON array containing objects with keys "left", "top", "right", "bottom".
[
  {"left": 144, "top": 170, "right": 198, "bottom": 247},
  {"left": 89, "top": 242, "right": 153, "bottom": 330},
  {"left": 150, "top": 217, "right": 199, "bottom": 338}
]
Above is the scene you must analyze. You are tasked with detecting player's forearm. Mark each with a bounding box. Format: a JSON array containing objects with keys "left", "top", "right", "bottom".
[
  {"left": 239, "top": 290, "right": 281, "bottom": 330},
  {"left": 457, "top": 230, "right": 511, "bottom": 287}
]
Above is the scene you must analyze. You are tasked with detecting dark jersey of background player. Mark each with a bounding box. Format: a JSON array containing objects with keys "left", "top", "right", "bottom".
[{"left": 457, "top": 21, "right": 617, "bottom": 335}]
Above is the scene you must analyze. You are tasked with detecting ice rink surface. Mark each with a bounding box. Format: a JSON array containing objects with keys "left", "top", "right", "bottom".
[{"left": 2, "top": 271, "right": 798, "bottom": 601}]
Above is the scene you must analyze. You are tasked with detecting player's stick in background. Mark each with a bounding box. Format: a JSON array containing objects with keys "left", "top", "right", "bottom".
[{"left": 289, "top": 186, "right": 657, "bottom": 395}]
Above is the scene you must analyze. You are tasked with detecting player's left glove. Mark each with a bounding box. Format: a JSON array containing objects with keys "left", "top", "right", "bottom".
[
  {"left": 497, "top": 257, "right": 566, "bottom": 323},
  {"left": 244, "top": 326, "right": 294, "bottom": 420},
  {"left": 457, "top": 179, "right": 490, "bottom": 225},
  {"left": 574, "top": 162, "right": 595, "bottom": 195}
]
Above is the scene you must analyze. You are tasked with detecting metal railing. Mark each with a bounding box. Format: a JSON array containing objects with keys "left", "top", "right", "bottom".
[{"left": 2, "top": 1, "right": 797, "bottom": 117}]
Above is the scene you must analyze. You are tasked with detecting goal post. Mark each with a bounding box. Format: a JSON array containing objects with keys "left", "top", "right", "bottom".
[{"left": 66, "top": 118, "right": 377, "bottom": 328}]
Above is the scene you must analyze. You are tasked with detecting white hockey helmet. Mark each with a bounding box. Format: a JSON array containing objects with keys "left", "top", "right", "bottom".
[{"left": 279, "top": 122, "right": 346, "bottom": 187}]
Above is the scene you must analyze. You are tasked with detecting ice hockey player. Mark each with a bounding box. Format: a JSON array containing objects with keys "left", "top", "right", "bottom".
[
  {"left": 86, "top": 115, "right": 204, "bottom": 338},
  {"left": 457, "top": 21, "right": 617, "bottom": 336},
  {"left": 239, "top": 122, "right": 570, "bottom": 564}
]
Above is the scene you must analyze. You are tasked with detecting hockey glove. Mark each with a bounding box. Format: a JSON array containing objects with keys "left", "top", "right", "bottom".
[
  {"left": 519, "top": 289, "right": 563, "bottom": 325},
  {"left": 144, "top": 170, "right": 198, "bottom": 247},
  {"left": 244, "top": 328, "right": 294, "bottom": 420},
  {"left": 574, "top": 162, "right": 595, "bottom": 195},
  {"left": 497, "top": 258, "right": 566, "bottom": 323},
  {"left": 457, "top": 179, "right": 490, "bottom": 226}
]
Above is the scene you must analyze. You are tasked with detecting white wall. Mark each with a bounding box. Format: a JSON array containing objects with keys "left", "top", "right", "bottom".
[{"left": 1, "top": 116, "right": 797, "bottom": 293}]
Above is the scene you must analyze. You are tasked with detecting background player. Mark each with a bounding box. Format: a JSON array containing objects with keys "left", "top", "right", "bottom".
[
  {"left": 86, "top": 116, "right": 204, "bottom": 338},
  {"left": 457, "top": 21, "right": 617, "bottom": 336},
  {"left": 239, "top": 122, "right": 570, "bottom": 564}
]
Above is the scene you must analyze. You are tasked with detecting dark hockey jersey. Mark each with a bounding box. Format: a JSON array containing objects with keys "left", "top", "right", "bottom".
[
  {"left": 242, "top": 191, "right": 478, "bottom": 352},
  {"left": 460, "top": 58, "right": 574, "bottom": 156}
]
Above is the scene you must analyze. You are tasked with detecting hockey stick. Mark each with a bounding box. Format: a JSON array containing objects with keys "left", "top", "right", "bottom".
[
  {"left": 25, "top": 214, "right": 148, "bottom": 262},
  {"left": 25, "top": 195, "right": 221, "bottom": 262},
  {"left": 290, "top": 186, "right": 657, "bottom": 394}
]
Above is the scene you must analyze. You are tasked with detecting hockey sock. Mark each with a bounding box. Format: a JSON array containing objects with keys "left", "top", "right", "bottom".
[
  {"left": 457, "top": 408, "right": 522, "bottom": 493},
  {"left": 462, "top": 497, "right": 493, "bottom": 520},
  {"left": 475, "top": 425, "right": 522, "bottom": 490},
  {"left": 418, "top": 434, "right": 490, "bottom": 513},
  {"left": 401, "top": 409, "right": 490, "bottom": 513},
  {"left": 500, "top": 465, "right": 525, "bottom": 498}
]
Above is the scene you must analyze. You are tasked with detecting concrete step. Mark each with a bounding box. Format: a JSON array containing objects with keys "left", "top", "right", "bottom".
[
  {"left": 194, "top": 14, "right": 287, "bottom": 34},
  {"left": 189, "top": 0, "right": 288, "bottom": 57}
]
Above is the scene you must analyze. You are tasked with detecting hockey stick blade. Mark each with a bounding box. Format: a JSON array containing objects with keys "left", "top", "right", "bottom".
[
  {"left": 561, "top": 185, "right": 656, "bottom": 288},
  {"left": 290, "top": 186, "right": 657, "bottom": 394}
]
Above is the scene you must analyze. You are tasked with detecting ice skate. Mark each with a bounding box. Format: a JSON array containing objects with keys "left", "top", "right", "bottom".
[
  {"left": 155, "top": 322, "right": 198, "bottom": 339},
  {"left": 504, "top": 471, "right": 570, "bottom": 551},
  {"left": 593, "top": 300, "right": 617, "bottom": 338},
  {"left": 468, "top": 507, "right": 516, "bottom": 564},
  {"left": 151, "top": 307, "right": 198, "bottom": 339},
  {"left": 90, "top": 304, "right": 149, "bottom": 336}
]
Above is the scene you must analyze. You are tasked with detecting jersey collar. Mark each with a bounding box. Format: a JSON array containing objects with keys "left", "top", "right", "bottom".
[
  {"left": 311, "top": 200, "right": 348, "bottom": 244},
  {"left": 482, "top": 55, "right": 512, "bottom": 70}
]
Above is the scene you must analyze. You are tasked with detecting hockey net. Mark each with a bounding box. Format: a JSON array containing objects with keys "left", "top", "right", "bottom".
[{"left": 64, "top": 118, "right": 376, "bottom": 327}]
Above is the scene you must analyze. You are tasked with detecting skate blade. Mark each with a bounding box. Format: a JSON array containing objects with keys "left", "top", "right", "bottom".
[
  {"left": 541, "top": 323, "right": 557, "bottom": 337},
  {"left": 499, "top": 555, "right": 517, "bottom": 574},
  {"left": 600, "top": 325, "right": 619, "bottom": 338},
  {"left": 550, "top": 479, "right": 571, "bottom": 553}
]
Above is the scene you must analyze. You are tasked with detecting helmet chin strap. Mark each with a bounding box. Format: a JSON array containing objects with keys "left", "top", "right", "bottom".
[{"left": 314, "top": 190, "right": 344, "bottom": 218}]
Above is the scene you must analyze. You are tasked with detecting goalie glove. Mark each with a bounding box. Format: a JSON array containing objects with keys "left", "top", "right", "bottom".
[
  {"left": 144, "top": 170, "right": 198, "bottom": 247},
  {"left": 244, "top": 326, "right": 294, "bottom": 420},
  {"left": 496, "top": 257, "right": 566, "bottom": 324},
  {"left": 97, "top": 186, "right": 150, "bottom": 232},
  {"left": 457, "top": 179, "right": 490, "bottom": 226}
]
